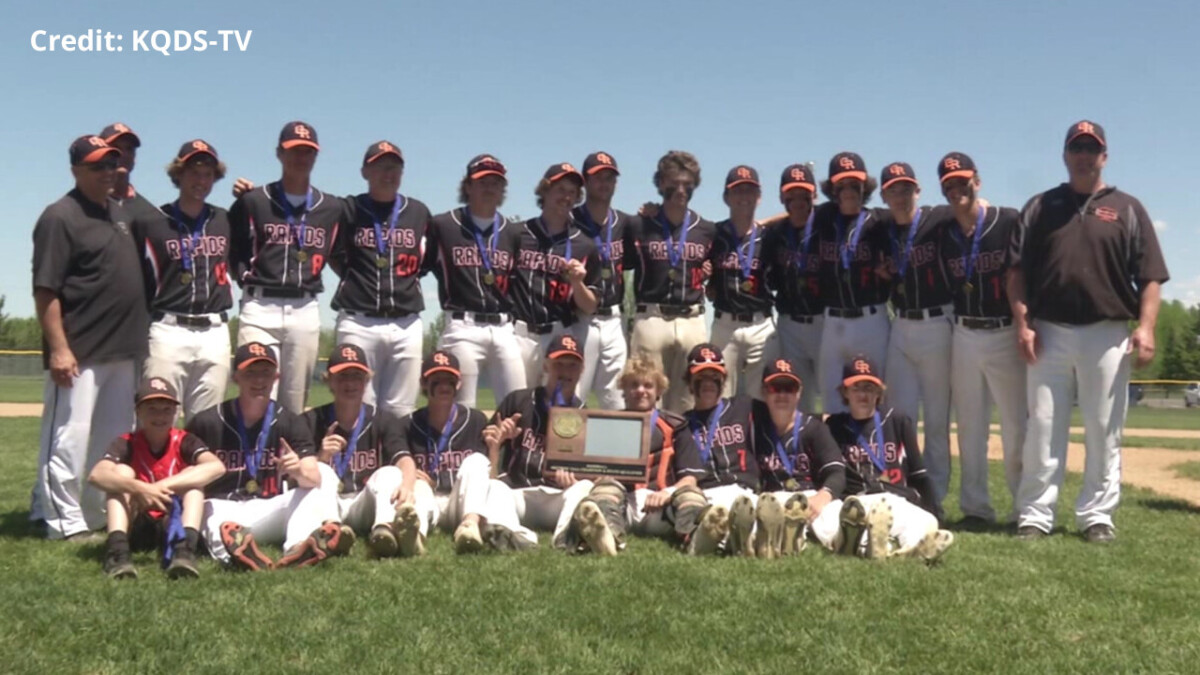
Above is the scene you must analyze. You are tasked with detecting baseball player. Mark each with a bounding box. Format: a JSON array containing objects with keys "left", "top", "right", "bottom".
[
  {"left": 425, "top": 155, "right": 525, "bottom": 408},
  {"left": 186, "top": 342, "right": 345, "bottom": 570},
  {"left": 134, "top": 140, "right": 233, "bottom": 421},
  {"left": 876, "top": 162, "right": 955, "bottom": 506},
  {"left": 708, "top": 166, "right": 775, "bottom": 399},
  {"left": 481, "top": 335, "right": 595, "bottom": 551},
  {"left": 824, "top": 356, "right": 953, "bottom": 562},
  {"left": 762, "top": 164, "right": 825, "bottom": 413},
  {"left": 812, "top": 153, "right": 891, "bottom": 415},
  {"left": 100, "top": 122, "right": 159, "bottom": 223},
  {"left": 228, "top": 121, "right": 347, "bottom": 413},
  {"left": 1009, "top": 121, "right": 1169, "bottom": 543},
  {"left": 628, "top": 150, "right": 716, "bottom": 413},
  {"left": 934, "top": 152, "right": 1026, "bottom": 526},
  {"left": 751, "top": 358, "right": 846, "bottom": 555},
  {"left": 88, "top": 377, "right": 225, "bottom": 579},
  {"left": 571, "top": 152, "right": 632, "bottom": 410},
  {"left": 328, "top": 141, "right": 432, "bottom": 418},
  {"left": 31, "top": 135, "right": 148, "bottom": 540},
  {"left": 511, "top": 164, "right": 600, "bottom": 387},
  {"left": 388, "top": 350, "right": 495, "bottom": 555}
]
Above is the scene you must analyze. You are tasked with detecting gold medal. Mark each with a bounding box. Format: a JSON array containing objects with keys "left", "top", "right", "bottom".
[
  {"left": 963, "top": 281, "right": 975, "bottom": 294},
  {"left": 375, "top": 256, "right": 389, "bottom": 269},
  {"left": 740, "top": 280, "right": 753, "bottom": 292},
  {"left": 483, "top": 272, "right": 495, "bottom": 286},
  {"left": 668, "top": 268, "right": 679, "bottom": 281},
  {"left": 601, "top": 268, "right": 613, "bottom": 280},
  {"left": 296, "top": 250, "right": 308, "bottom": 263},
  {"left": 180, "top": 272, "right": 193, "bottom": 285},
  {"left": 244, "top": 479, "right": 259, "bottom": 495}
]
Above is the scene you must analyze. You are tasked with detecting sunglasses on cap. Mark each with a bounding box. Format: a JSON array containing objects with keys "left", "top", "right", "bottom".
[
  {"left": 765, "top": 381, "right": 800, "bottom": 394},
  {"left": 1066, "top": 140, "right": 1104, "bottom": 154}
]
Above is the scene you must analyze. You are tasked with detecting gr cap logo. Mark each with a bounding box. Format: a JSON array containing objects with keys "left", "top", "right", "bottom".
[
  {"left": 854, "top": 360, "right": 871, "bottom": 374},
  {"left": 192, "top": 140, "right": 209, "bottom": 152},
  {"left": 88, "top": 136, "right": 107, "bottom": 148},
  {"left": 561, "top": 336, "right": 578, "bottom": 351},
  {"left": 943, "top": 157, "right": 961, "bottom": 171},
  {"left": 150, "top": 378, "right": 168, "bottom": 391},
  {"left": 699, "top": 347, "right": 719, "bottom": 362},
  {"left": 562, "top": 163, "right": 575, "bottom": 172},
  {"left": 113, "top": 123, "right": 130, "bottom": 133},
  {"left": 775, "top": 360, "right": 792, "bottom": 372},
  {"left": 737, "top": 167, "right": 752, "bottom": 179},
  {"left": 790, "top": 168, "right": 804, "bottom": 181},
  {"left": 379, "top": 142, "right": 394, "bottom": 153},
  {"left": 838, "top": 156, "right": 856, "bottom": 170},
  {"left": 294, "top": 124, "right": 312, "bottom": 139},
  {"left": 248, "top": 344, "right": 268, "bottom": 357},
  {"left": 433, "top": 352, "right": 450, "bottom": 366},
  {"left": 1077, "top": 121, "right": 1096, "bottom": 135},
  {"left": 597, "top": 153, "right": 613, "bottom": 165},
  {"left": 889, "top": 164, "right": 907, "bottom": 176},
  {"left": 341, "top": 347, "right": 358, "bottom": 361}
]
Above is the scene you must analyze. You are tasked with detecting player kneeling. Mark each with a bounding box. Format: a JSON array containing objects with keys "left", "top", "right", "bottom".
[
  {"left": 88, "top": 378, "right": 226, "bottom": 579},
  {"left": 750, "top": 359, "right": 847, "bottom": 557},
  {"left": 824, "top": 356, "right": 954, "bottom": 564}
]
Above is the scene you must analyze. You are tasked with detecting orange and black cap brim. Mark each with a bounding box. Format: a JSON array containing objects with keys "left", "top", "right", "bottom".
[
  {"left": 422, "top": 366, "right": 462, "bottom": 380},
  {"left": 842, "top": 374, "right": 885, "bottom": 389}
]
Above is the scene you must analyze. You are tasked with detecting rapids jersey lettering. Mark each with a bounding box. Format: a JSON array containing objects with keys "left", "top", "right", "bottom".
[
  {"left": 878, "top": 205, "right": 954, "bottom": 311},
  {"left": 492, "top": 386, "right": 584, "bottom": 488},
  {"left": 708, "top": 220, "right": 773, "bottom": 314},
  {"left": 811, "top": 203, "right": 891, "bottom": 309},
  {"left": 303, "top": 404, "right": 405, "bottom": 493},
  {"left": 750, "top": 401, "right": 845, "bottom": 494},
  {"left": 762, "top": 220, "right": 825, "bottom": 317},
  {"left": 185, "top": 399, "right": 315, "bottom": 500},
  {"left": 228, "top": 182, "right": 347, "bottom": 293},
  {"left": 571, "top": 205, "right": 631, "bottom": 309},
  {"left": 510, "top": 218, "right": 600, "bottom": 326},
  {"left": 425, "top": 207, "right": 521, "bottom": 314},
  {"left": 825, "top": 408, "right": 939, "bottom": 516},
  {"left": 639, "top": 408, "right": 705, "bottom": 490},
  {"left": 627, "top": 209, "right": 717, "bottom": 306},
  {"left": 686, "top": 394, "right": 760, "bottom": 490},
  {"left": 935, "top": 206, "right": 1019, "bottom": 319},
  {"left": 330, "top": 194, "right": 431, "bottom": 316},
  {"left": 394, "top": 404, "right": 489, "bottom": 493},
  {"left": 133, "top": 202, "right": 233, "bottom": 315}
]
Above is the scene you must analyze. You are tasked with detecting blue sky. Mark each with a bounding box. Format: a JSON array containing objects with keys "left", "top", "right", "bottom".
[{"left": 4, "top": 0, "right": 1197, "bottom": 329}]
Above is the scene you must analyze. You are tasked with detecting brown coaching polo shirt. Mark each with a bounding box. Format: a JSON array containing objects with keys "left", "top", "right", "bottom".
[{"left": 1010, "top": 184, "right": 1169, "bottom": 325}]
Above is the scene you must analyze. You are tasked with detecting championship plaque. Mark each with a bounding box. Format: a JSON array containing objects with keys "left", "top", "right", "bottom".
[{"left": 544, "top": 407, "right": 651, "bottom": 483}]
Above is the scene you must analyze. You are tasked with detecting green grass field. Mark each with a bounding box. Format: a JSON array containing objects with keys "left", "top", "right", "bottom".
[
  {"left": 2, "top": 418, "right": 1199, "bottom": 673},
  {"left": 1170, "top": 461, "right": 1200, "bottom": 482}
]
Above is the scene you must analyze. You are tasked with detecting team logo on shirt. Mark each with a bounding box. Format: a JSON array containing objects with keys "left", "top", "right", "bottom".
[{"left": 1094, "top": 206, "right": 1119, "bottom": 223}]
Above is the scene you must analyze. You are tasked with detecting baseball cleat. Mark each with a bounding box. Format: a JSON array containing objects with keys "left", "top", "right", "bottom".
[
  {"left": 394, "top": 505, "right": 426, "bottom": 558},
  {"left": 863, "top": 501, "right": 893, "bottom": 560},
  {"left": 368, "top": 523, "right": 398, "bottom": 558},
  {"left": 915, "top": 529, "right": 955, "bottom": 565},
  {"left": 575, "top": 501, "right": 618, "bottom": 557},
  {"left": 728, "top": 495, "right": 756, "bottom": 557},
  {"left": 453, "top": 520, "right": 485, "bottom": 555},
  {"left": 754, "top": 494, "right": 785, "bottom": 559},
  {"left": 782, "top": 494, "right": 811, "bottom": 556},
  {"left": 219, "top": 521, "right": 274, "bottom": 571},
  {"left": 688, "top": 505, "right": 730, "bottom": 556},
  {"left": 482, "top": 524, "right": 537, "bottom": 552},
  {"left": 323, "top": 521, "right": 355, "bottom": 556},
  {"left": 1084, "top": 523, "right": 1115, "bottom": 544},
  {"left": 165, "top": 548, "right": 200, "bottom": 580},
  {"left": 1016, "top": 525, "right": 1048, "bottom": 541},
  {"left": 834, "top": 497, "right": 868, "bottom": 557},
  {"left": 278, "top": 523, "right": 342, "bottom": 569},
  {"left": 103, "top": 552, "right": 138, "bottom": 580}
]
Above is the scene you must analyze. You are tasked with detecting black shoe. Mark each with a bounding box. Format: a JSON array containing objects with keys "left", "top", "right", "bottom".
[
  {"left": 166, "top": 549, "right": 200, "bottom": 580},
  {"left": 958, "top": 516, "right": 993, "bottom": 532},
  {"left": 1016, "top": 525, "right": 1047, "bottom": 541},
  {"left": 103, "top": 551, "right": 138, "bottom": 580},
  {"left": 1084, "top": 524, "right": 1115, "bottom": 544}
]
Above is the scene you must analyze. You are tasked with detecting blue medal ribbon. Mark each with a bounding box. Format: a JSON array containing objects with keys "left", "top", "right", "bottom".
[
  {"left": 171, "top": 202, "right": 209, "bottom": 274},
  {"left": 234, "top": 400, "right": 276, "bottom": 482},
  {"left": 768, "top": 412, "right": 804, "bottom": 476},
  {"left": 276, "top": 185, "right": 313, "bottom": 251},
  {"left": 465, "top": 207, "right": 500, "bottom": 276},
  {"left": 333, "top": 405, "right": 367, "bottom": 480},
  {"left": 540, "top": 218, "right": 572, "bottom": 273},
  {"left": 893, "top": 208, "right": 922, "bottom": 278},
  {"left": 689, "top": 399, "right": 727, "bottom": 466},
  {"left": 426, "top": 404, "right": 459, "bottom": 473},
  {"left": 161, "top": 495, "right": 186, "bottom": 569},
  {"left": 364, "top": 194, "right": 405, "bottom": 261},
  {"left": 849, "top": 411, "right": 887, "bottom": 474},
  {"left": 550, "top": 383, "right": 578, "bottom": 408},
  {"left": 837, "top": 211, "right": 870, "bottom": 272},
  {"left": 786, "top": 211, "right": 816, "bottom": 271},
  {"left": 952, "top": 205, "right": 987, "bottom": 284},
  {"left": 657, "top": 210, "right": 690, "bottom": 271},
  {"left": 728, "top": 221, "right": 759, "bottom": 287},
  {"left": 578, "top": 207, "right": 614, "bottom": 267}
]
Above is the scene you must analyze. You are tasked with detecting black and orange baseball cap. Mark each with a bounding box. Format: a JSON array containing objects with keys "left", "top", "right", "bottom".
[
  {"left": 176, "top": 139, "right": 218, "bottom": 163},
  {"left": 101, "top": 122, "right": 141, "bottom": 147},
  {"left": 278, "top": 121, "right": 319, "bottom": 151},
  {"left": 583, "top": 151, "right": 619, "bottom": 175},
  {"left": 780, "top": 164, "right": 816, "bottom": 194},
  {"left": 1064, "top": 120, "right": 1106, "bottom": 149},
  {"left": 327, "top": 343, "right": 370, "bottom": 375},
  {"left": 546, "top": 334, "right": 583, "bottom": 361},
  {"left": 762, "top": 358, "right": 802, "bottom": 386},
  {"left": 880, "top": 162, "right": 918, "bottom": 190},
  {"left": 467, "top": 154, "right": 507, "bottom": 181},
  {"left": 828, "top": 152, "right": 867, "bottom": 184},
  {"left": 842, "top": 355, "right": 884, "bottom": 389},
  {"left": 422, "top": 350, "right": 462, "bottom": 380},
  {"left": 234, "top": 342, "right": 278, "bottom": 371},
  {"left": 725, "top": 165, "right": 760, "bottom": 190},
  {"left": 69, "top": 135, "right": 121, "bottom": 166},
  {"left": 363, "top": 140, "right": 404, "bottom": 166},
  {"left": 543, "top": 162, "right": 583, "bottom": 184},
  {"left": 135, "top": 376, "right": 180, "bottom": 406},
  {"left": 687, "top": 343, "right": 726, "bottom": 376},
  {"left": 937, "top": 152, "right": 977, "bottom": 183}
]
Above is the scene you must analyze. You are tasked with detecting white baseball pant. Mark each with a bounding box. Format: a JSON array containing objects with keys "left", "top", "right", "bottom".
[
  {"left": 772, "top": 314, "right": 824, "bottom": 413},
  {"left": 334, "top": 312, "right": 424, "bottom": 418},
  {"left": 485, "top": 479, "right": 595, "bottom": 547},
  {"left": 1016, "top": 320, "right": 1130, "bottom": 533},
  {"left": 144, "top": 316, "right": 231, "bottom": 421},
  {"left": 711, "top": 313, "right": 776, "bottom": 399},
  {"left": 578, "top": 312, "right": 627, "bottom": 410},
  {"left": 514, "top": 320, "right": 570, "bottom": 390},
  {"left": 438, "top": 315, "right": 526, "bottom": 409},
  {"left": 630, "top": 310, "right": 708, "bottom": 413},
  {"left": 848, "top": 493, "right": 938, "bottom": 556},
  {"left": 394, "top": 453, "right": 493, "bottom": 536},
  {"left": 629, "top": 486, "right": 676, "bottom": 538},
  {"left": 818, "top": 306, "right": 890, "bottom": 414},
  {"left": 237, "top": 295, "right": 320, "bottom": 414},
  {"left": 33, "top": 358, "right": 136, "bottom": 538}
]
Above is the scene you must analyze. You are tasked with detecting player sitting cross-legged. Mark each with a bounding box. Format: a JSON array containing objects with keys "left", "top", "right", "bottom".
[{"left": 88, "top": 377, "right": 226, "bottom": 579}]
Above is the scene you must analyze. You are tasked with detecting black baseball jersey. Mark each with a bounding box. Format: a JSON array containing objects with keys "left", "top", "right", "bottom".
[
  {"left": 112, "top": 188, "right": 161, "bottom": 225},
  {"left": 708, "top": 221, "right": 773, "bottom": 314},
  {"left": 394, "top": 404, "right": 489, "bottom": 493},
  {"left": 812, "top": 203, "right": 891, "bottom": 309},
  {"left": 303, "top": 404, "right": 406, "bottom": 493},
  {"left": 879, "top": 205, "right": 954, "bottom": 311},
  {"left": 824, "top": 408, "right": 939, "bottom": 517},
  {"left": 762, "top": 219, "right": 825, "bottom": 317},
  {"left": 750, "top": 401, "right": 845, "bottom": 495},
  {"left": 510, "top": 219, "right": 601, "bottom": 326},
  {"left": 228, "top": 182, "right": 347, "bottom": 293},
  {"left": 628, "top": 209, "right": 717, "bottom": 306},
  {"left": 571, "top": 205, "right": 631, "bottom": 309},
  {"left": 1010, "top": 185, "right": 1170, "bottom": 324},
  {"left": 32, "top": 189, "right": 149, "bottom": 368},
  {"left": 425, "top": 208, "right": 521, "bottom": 314},
  {"left": 185, "top": 399, "right": 315, "bottom": 500},
  {"left": 492, "top": 386, "right": 584, "bottom": 489},
  {"left": 133, "top": 202, "right": 234, "bottom": 316},
  {"left": 685, "top": 394, "right": 760, "bottom": 491},
  {"left": 936, "top": 206, "right": 1019, "bottom": 319},
  {"left": 641, "top": 408, "right": 706, "bottom": 490},
  {"left": 330, "top": 194, "right": 431, "bottom": 315}
]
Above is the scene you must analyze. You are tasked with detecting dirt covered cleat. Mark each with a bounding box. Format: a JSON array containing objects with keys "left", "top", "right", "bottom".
[
  {"left": 915, "top": 529, "right": 955, "bottom": 565},
  {"left": 834, "top": 496, "right": 868, "bottom": 557},
  {"left": 863, "top": 500, "right": 893, "bottom": 560},
  {"left": 1084, "top": 523, "right": 1115, "bottom": 544},
  {"left": 103, "top": 550, "right": 138, "bottom": 580},
  {"left": 688, "top": 505, "right": 730, "bottom": 556},
  {"left": 782, "top": 493, "right": 811, "bottom": 556},
  {"left": 575, "top": 501, "right": 618, "bottom": 557},
  {"left": 368, "top": 523, "right": 398, "bottom": 558},
  {"left": 220, "top": 521, "right": 274, "bottom": 571},
  {"left": 754, "top": 494, "right": 785, "bottom": 559},
  {"left": 278, "top": 522, "right": 342, "bottom": 569},
  {"left": 727, "top": 495, "right": 757, "bottom": 557},
  {"left": 453, "top": 520, "right": 485, "bottom": 554},
  {"left": 165, "top": 548, "right": 200, "bottom": 580},
  {"left": 322, "top": 521, "right": 355, "bottom": 556},
  {"left": 394, "top": 504, "right": 426, "bottom": 558},
  {"left": 1016, "top": 525, "right": 1047, "bottom": 541},
  {"left": 482, "top": 524, "right": 538, "bottom": 552}
]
